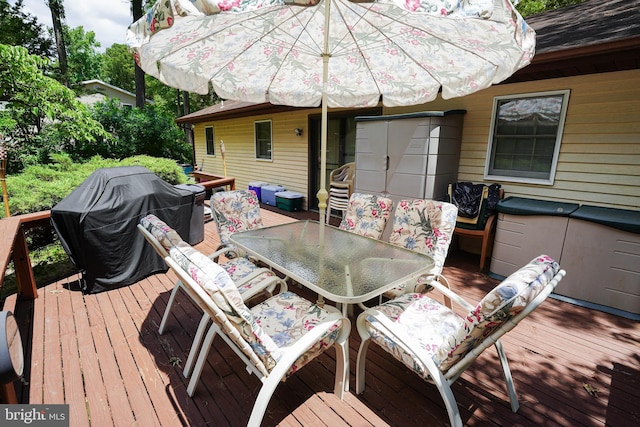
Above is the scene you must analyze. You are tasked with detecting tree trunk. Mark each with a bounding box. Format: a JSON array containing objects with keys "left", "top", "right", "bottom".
[
  {"left": 182, "top": 91, "right": 190, "bottom": 116},
  {"left": 48, "top": 0, "right": 69, "bottom": 87},
  {"left": 181, "top": 91, "right": 195, "bottom": 166},
  {"left": 132, "top": 0, "right": 146, "bottom": 108}
]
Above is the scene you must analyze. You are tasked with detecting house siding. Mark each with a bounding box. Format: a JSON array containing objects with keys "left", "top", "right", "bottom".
[
  {"left": 192, "top": 69, "right": 639, "bottom": 212},
  {"left": 382, "top": 69, "right": 640, "bottom": 211},
  {"left": 194, "top": 109, "right": 316, "bottom": 209}
]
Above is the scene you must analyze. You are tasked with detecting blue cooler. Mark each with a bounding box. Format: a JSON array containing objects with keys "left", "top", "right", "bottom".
[
  {"left": 261, "top": 184, "right": 286, "bottom": 205},
  {"left": 248, "top": 181, "right": 269, "bottom": 202},
  {"left": 276, "top": 191, "right": 304, "bottom": 212}
]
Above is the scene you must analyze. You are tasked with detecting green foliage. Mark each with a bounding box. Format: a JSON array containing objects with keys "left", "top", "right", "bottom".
[
  {"left": 64, "top": 26, "right": 103, "bottom": 83},
  {"left": 515, "top": 0, "right": 586, "bottom": 16},
  {"left": 2, "top": 154, "right": 187, "bottom": 218},
  {"left": 101, "top": 43, "right": 136, "bottom": 93},
  {"left": 120, "top": 155, "right": 189, "bottom": 185},
  {"left": 88, "top": 99, "right": 192, "bottom": 163},
  {"left": 99, "top": 43, "right": 220, "bottom": 119},
  {"left": 0, "top": 0, "right": 54, "bottom": 58},
  {"left": 0, "top": 44, "right": 109, "bottom": 172}
]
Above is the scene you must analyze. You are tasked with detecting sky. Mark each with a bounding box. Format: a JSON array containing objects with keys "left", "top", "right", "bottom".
[{"left": 12, "top": 0, "right": 135, "bottom": 52}]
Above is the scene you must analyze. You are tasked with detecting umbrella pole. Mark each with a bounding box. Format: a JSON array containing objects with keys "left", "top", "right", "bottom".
[
  {"left": 220, "top": 140, "right": 227, "bottom": 176},
  {"left": 317, "top": 0, "right": 331, "bottom": 226}
]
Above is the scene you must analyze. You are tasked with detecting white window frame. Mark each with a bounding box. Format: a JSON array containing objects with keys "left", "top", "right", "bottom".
[
  {"left": 205, "top": 126, "right": 215, "bottom": 156},
  {"left": 484, "top": 90, "right": 570, "bottom": 185},
  {"left": 254, "top": 120, "right": 272, "bottom": 161}
]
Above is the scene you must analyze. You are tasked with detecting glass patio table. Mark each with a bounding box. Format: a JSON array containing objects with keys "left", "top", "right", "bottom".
[{"left": 230, "top": 220, "right": 434, "bottom": 314}]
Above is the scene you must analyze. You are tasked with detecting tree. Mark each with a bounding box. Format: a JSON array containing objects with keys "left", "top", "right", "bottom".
[
  {"left": 89, "top": 99, "right": 191, "bottom": 163},
  {"left": 102, "top": 43, "right": 136, "bottom": 93},
  {"left": 0, "top": 44, "right": 107, "bottom": 172},
  {"left": 131, "top": 0, "right": 146, "bottom": 108},
  {"left": 65, "top": 26, "right": 103, "bottom": 84},
  {"left": 46, "top": 0, "right": 69, "bottom": 86},
  {"left": 0, "top": 0, "right": 54, "bottom": 58}
]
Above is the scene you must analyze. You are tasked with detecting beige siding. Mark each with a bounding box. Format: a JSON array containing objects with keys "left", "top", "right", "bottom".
[
  {"left": 193, "top": 69, "right": 640, "bottom": 212},
  {"left": 193, "top": 109, "right": 319, "bottom": 210},
  {"left": 382, "top": 69, "right": 640, "bottom": 211}
]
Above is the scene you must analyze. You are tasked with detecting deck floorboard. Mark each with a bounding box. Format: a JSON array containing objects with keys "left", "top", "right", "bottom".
[{"left": 3, "top": 207, "right": 638, "bottom": 426}]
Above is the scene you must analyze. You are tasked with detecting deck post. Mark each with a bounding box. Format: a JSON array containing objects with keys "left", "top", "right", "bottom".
[
  {"left": 0, "top": 383, "right": 17, "bottom": 404},
  {"left": 12, "top": 226, "right": 38, "bottom": 300}
]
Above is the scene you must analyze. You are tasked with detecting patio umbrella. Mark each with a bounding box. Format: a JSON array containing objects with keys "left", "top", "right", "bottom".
[{"left": 127, "top": 0, "right": 535, "bottom": 223}]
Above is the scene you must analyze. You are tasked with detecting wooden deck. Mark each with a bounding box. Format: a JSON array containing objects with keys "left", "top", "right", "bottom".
[{"left": 4, "top": 208, "right": 639, "bottom": 426}]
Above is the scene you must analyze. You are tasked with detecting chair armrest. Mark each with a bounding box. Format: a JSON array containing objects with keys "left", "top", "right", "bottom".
[{"left": 426, "top": 277, "right": 475, "bottom": 312}]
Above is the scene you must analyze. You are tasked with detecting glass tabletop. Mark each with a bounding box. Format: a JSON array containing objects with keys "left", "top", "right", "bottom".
[{"left": 230, "top": 220, "right": 434, "bottom": 304}]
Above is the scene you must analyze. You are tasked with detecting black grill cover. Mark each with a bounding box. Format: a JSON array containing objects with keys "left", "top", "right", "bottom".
[{"left": 51, "top": 166, "right": 193, "bottom": 293}]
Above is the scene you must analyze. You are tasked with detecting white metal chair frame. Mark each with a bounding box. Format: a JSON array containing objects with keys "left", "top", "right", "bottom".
[
  {"left": 164, "top": 253, "right": 350, "bottom": 427},
  {"left": 356, "top": 264, "right": 566, "bottom": 427},
  {"left": 137, "top": 222, "right": 287, "bottom": 377}
]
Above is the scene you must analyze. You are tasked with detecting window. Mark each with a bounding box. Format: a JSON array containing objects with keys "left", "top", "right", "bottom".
[
  {"left": 255, "top": 120, "right": 272, "bottom": 160},
  {"left": 485, "top": 90, "right": 570, "bottom": 185},
  {"left": 205, "top": 126, "right": 215, "bottom": 156}
]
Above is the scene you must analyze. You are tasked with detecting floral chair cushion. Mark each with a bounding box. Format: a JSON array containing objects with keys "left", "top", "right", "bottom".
[
  {"left": 364, "top": 292, "right": 465, "bottom": 381},
  {"left": 385, "top": 199, "right": 458, "bottom": 297},
  {"left": 220, "top": 256, "right": 278, "bottom": 296},
  {"left": 435, "top": 255, "right": 559, "bottom": 370},
  {"left": 140, "top": 214, "right": 184, "bottom": 253},
  {"left": 251, "top": 292, "right": 343, "bottom": 379},
  {"left": 169, "top": 242, "right": 342, "bottom": 376},
  {"left": 362, "top": 255, "right": 559, "bottom": 380},
  {"left": 338, "top": 193, "right": 393, "bottom": 240},
  {"left": 170, "top": 242, "right": 282, "bottom": 370},
  {"left": 211, "top": 190, "right": 263, "bottom": 257}
]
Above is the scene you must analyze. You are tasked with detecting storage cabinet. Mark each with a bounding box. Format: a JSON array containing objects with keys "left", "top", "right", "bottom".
[
  {"left": 490, "top": 197, "right": 578, "bottom": 278},
  {"left": 354, "top": 110, "right": 465, "bottom": 207},
  {"left": 491, "top": 198, "right": 640, "bottom": 317},
  {"left": 559, "top": 206, "right": 640, "bottom": 316}
]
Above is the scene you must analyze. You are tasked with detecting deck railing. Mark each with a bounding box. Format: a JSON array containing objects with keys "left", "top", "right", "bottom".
[
  {"left": 0, "top": 210, "right": 48, "bottom": 403},
  {"left": 0, "top": 211, "right": 48, "bottom": 301},
  {"left": 192, "top": 171, "right": 236, "bottom": 192}
]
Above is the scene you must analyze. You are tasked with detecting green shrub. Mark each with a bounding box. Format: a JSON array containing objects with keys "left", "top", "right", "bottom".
[
  {"left": 120, "top": 155, "right": 189, "bottom": 185},
  {"left": 2, "top": 154, "right": 188, "bottom": 217}
]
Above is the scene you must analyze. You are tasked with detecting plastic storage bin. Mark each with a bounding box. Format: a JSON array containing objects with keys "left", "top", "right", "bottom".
[
  {"left": 248, "top": 181, "right": 269, "bottom": 202},
  {"left": 559, "top": 205, "right": 640, "bottom": 316},
  {"left": 261, "top": 184, "right": 286, "bottom": 206},
  {"left": 276, "top": 191, "right": 304, "bottom": 212},
  {"left": 490, "top": 197, "right": 578, "bottom": 278},
  {"left": 174, "top": 184, "right": 206, "bottom": 244}
]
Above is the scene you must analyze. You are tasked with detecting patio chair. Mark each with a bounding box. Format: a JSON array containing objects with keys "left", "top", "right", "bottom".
[
  {"left": 165, "top": 242, "right": 350, "bottom": 427},
  {"left": 326, "top": 162, "right": 355, "bottom": 223},
  {"left": 138, "top": 214, "right": 287, "bottom": 377},
  {"left": 338, "top": 193, "right": 394, "bottom": 240},
  {"left": 356, "top": 255, "right": 565, "bottom": 427},
  {"left": 448, "top": 182, "right": 504, "bottom": 271},
  {"left": 383, "top": 199, "right": 458, "bottom": 305},
  {"left": 210, "top": 189, "right": 264, "bottom": 259}
]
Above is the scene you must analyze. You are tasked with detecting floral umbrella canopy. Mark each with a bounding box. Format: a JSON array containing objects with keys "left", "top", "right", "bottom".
[{"left": 127, "top": 0, "right": 535, "bottom": 222}]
